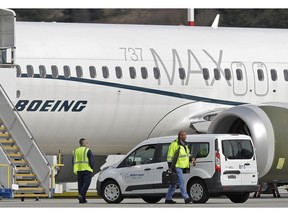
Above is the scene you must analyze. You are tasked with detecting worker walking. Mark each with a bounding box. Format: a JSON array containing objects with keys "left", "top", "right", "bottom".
[
  {"left": 165, "top": 131, "right": 195, "bottom": 204},
  {"left": 72, "top": 138, "right": 94, "bottom": 203}
]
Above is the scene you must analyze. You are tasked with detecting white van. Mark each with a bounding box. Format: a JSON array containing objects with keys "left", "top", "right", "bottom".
[{"left": 97, "top": 134, "right": 258, "bottom": 204}]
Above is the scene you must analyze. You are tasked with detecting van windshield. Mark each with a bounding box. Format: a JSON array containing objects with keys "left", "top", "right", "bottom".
[{"left": 222, "top": 139, "right": 254, "bottom": 160}]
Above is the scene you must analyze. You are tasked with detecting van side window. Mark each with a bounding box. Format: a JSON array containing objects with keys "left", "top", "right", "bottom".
[
  {"left": 158, "top": 143, "right": 170, "bottom": 162},
  {"left": 189, "top": 142, "right": 209, "bottom": 158},
  {"left": 222, "top": 140, "right": 253, "bottom": 159},
  {"left": 119, "top": 145, "right": 156, "bottom": 167}
]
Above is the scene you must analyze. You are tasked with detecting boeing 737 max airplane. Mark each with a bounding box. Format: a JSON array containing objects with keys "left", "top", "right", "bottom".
[{"left": 1, "top": 9, "right": 288, "bottom": 183}]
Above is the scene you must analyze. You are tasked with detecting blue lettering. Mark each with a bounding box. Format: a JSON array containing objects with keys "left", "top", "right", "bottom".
[
  {"left": 15, "top": 100, "right": 29, "bottom": 111},
  {"left": 39, "top": 100, "right": 55, "bottom": 112},
  {"left": 15, "top": 100, "right": 87, "bottom": 112},
  {"left": 27, "top": 100, "right": 42, "bottom": 111},
  {"left": 51, "top": 100, "right": 61, "bottom": 111},
  {"left": 58, "top": 101, "right": 75, "bottom": 112},
  {"left": 72, "top": 101, "right": 87, "bottom": 112}
]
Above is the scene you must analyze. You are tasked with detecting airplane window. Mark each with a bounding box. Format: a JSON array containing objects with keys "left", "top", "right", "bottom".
[
  {"left": 129, "top": 67, "right": 136, "bottom": 79},
  {"left": 141, "top": 67, "right": 148, "bottom": 79},
  {"left": 270, "top": 69, "right": 277, "bottom": 81},
  {"left": 89, "top": 66, "right": 96, "bottom": 78},
  {"left": 257, "top": 69, "right": 264, "bottom": 81},
  {"left": 179, "top": 67, "right": 186, "bottom": 80},
  {"left": 224, "top": 68, "right": 231, "bottom": 80},
  {"left": 115, "top": 66, "right": 122, "bottom": 79},
  {"left": 39, "top": 65, "right": 46, "bottom": 78},
  {"left": 51, "top": 65, "right": 58, "bottom": 78},
  {"left": 102, "top": 66, "right": 109, "bottom": 79},
  {"left": 236, "top": 69, "right": 243, "bottom": 81},
  {"left": 202, "top": 68, "right": 209, "bottom": 80},
  {"left": 76, "top": 66, "right": 83, "bottom": 78},
  {"left": 214, "top": 68, "right": 221, "bottom": 80},
  {"left": 284, "top": 70, "right": 288, "bottom": 81},
  {"left": 153, "top": 67, "right": 160, "bottom": 79},
  {"left": 16, "top": 65, "right": 21, "bottom": 77},
  {"left": 63, "top": 65, "right": 71, "bottom": 79},
  {"left": 26, "top": 65, "right": 34, "bottom": 77}
]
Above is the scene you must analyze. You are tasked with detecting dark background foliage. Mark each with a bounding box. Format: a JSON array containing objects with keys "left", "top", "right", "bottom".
[{"left": 11, "top": 9, "right": 288, "bottom": 28}]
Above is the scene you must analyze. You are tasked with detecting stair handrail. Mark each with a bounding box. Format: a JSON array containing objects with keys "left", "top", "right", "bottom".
[
  {"left": 0, "top": 84, "right": 52, "bottom": 195},
  {"left": 0, "top": 84, "right": 51, "bottom": 166},
  {"left": 0, "top": 145, "right": 15, "bottom": 188},
  {"left": 0, "top": 164, "right": 10, "bottom": 188}
]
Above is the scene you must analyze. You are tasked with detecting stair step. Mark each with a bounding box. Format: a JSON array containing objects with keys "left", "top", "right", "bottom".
[
  {"left": 16, "top": 173, "right": 36, "bottom": 179},
  {"left": 14, "top": 193, "right": 49, "bottom": 198},
  {"left": 0, "top": 126, "right": 7, "bottom": 132},
  {"left": 16, "top": 180, "right": 40, "bottom": 185},
  {"left": 2, "top": 145, "right": 20, "bottom": 151},
  {"left": 16, "top": 167, "right": 31, "bottom": 172},
  {"left": 12, "top": 160, "right": 27, "bottom": 165},
  {"left": 8, "top": 153, "right": 24, "bottom": 157},
  {"left": 17, "top": 187, "right": 44, "bottom": 192},
  {"left": 0, "top": 139, "right": 15, "bottom": 144},
  {"left": 0, "top": 133, "right": 11, "bottom": 138}
]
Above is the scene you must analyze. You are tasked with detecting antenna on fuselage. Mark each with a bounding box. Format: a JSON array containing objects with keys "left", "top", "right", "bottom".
[{"left": 212, "top": 14, "right": 220, "bottom": 29}]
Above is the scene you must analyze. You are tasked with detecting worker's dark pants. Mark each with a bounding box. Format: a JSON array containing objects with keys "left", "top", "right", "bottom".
[{"left": 77, "top": 171, "right": 93, "bottom": 201}]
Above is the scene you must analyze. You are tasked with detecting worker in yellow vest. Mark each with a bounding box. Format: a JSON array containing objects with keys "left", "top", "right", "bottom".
[
  {"left": 165, "top": 131, "right": 196, "bottom": 204},
  {"left": 72, "top": 138, "right": 94, "bottom": 203}
]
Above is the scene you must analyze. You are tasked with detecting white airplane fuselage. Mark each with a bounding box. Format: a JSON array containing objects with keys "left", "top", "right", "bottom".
[{"left": 6, "top": 22, "right": 288, "bottom": 156}]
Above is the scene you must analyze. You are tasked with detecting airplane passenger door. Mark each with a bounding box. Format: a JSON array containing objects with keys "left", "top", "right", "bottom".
[
  {"left": 252, "top": 62, "right": 269, "bottom": 96},
  {"left": 231, "top": 62, "right": 248, "bottom": 96}
]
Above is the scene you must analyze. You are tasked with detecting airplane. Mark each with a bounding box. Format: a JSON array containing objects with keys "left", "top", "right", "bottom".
[{"left": 1, "top": 8, "right": 287, "bottom": 184}]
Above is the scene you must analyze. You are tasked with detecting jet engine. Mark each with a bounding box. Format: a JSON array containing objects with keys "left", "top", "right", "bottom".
[{"left": 208, "top": 103, "right": 288, "bottom": 183}]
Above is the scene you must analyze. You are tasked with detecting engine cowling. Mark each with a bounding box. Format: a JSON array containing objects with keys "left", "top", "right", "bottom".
[{"left": 208, "top": 103, "right": 288, "bottom": 183}]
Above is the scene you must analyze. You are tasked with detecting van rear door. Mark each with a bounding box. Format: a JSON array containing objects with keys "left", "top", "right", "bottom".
[
  {"left": 220, "top": 139, "right": 242, "bottom": 185},
  {"left": 220, "top": 138, "right": 257, "bottom": 186},
  {"left": 238, "top": 139, "right": 257, "bottom": 185}
]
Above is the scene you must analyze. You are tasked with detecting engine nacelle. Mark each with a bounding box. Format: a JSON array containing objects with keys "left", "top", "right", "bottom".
[{"left": 208, "top": 103, "right": 288, "bottom": 183}]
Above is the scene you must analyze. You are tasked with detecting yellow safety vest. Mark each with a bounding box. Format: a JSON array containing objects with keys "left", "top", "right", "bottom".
[
  {"left": 167, "top": 139, "right": 190, "bottom": 169},
  {"left": 72, "top": 146, "right": 93, "bottom": 174}
]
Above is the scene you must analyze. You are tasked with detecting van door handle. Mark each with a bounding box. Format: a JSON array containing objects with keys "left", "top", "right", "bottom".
[
  {"left": 244, "top": 163, "right": 250, "bottom": 166},
  {"left": 156, "top": 167, "right": 164, "bottom": 169},
  {"left": 144, "top": 168, "right": 151, "bottom": 171}
]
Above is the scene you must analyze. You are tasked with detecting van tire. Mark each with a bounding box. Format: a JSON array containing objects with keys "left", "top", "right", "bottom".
[
  {"left": 226, "top": 192, "right": 250, "bottom": 203},
  {"left": 102, "top": 180, "right": 124, "bottom": 203},
  {"left": 142, "top": 196, "right": 162, "bottom": 203},
  {"left": 188, "top": 179, "right": 209, "bottom": 203}
]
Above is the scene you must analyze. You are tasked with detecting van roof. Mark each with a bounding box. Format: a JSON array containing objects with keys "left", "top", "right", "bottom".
[{"left": 139, "top": 134, "right": 252, "bottom": 146}]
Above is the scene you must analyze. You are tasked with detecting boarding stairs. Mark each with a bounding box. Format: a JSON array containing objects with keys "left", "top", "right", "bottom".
[{"left": 0, "top": 83, "right": 53, "bottom": 200}]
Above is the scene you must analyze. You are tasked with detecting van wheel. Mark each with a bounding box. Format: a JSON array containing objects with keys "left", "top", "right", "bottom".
[
  {"left": 188, "top": 179, "right": 209, "bottom": 203},
  {"left": 102, "top": 180, "right": 124, "bottom": 203},
  {"left": 142, "top": 196, "right": 162, "bottom": 203},
  {"left": 226, "top": 192, "right": 250, "bottom": 203}
]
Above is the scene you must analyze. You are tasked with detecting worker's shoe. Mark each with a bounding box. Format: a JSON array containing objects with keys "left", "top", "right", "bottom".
[
  {"left": 77, "top": 195, "right": 83, "bottom": 203},
  {"left": 78, "top": 195, "right": 87, "bottom": 203},
  {"left": 185, "top": 198, "right": 192, "bottom": 204},
  {"left": 165, "top": 199, "right": 176, "bottom": 204}
]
